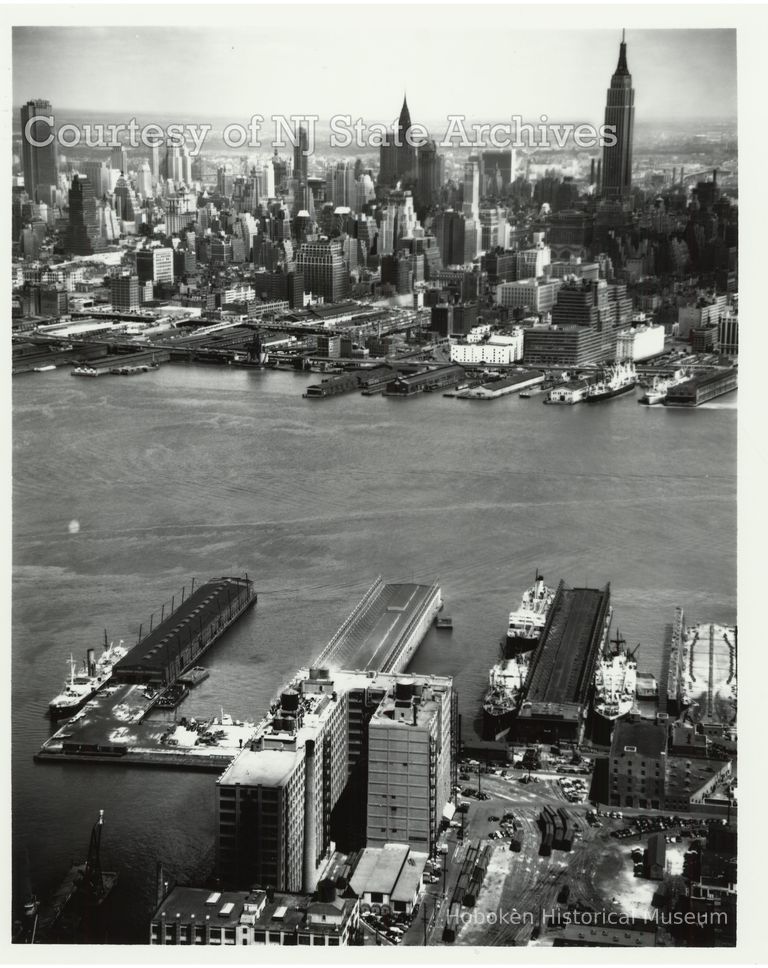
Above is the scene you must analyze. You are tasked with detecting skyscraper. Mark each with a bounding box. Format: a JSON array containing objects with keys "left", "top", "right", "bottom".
[
  {"left": 379, "top": 96, "right": 417, "bottom": 188},
  {"left": 64, "top": 175, "right": 105, "bottom": 256},
  {"left": 20, "top": 99, "right": 59, "bottom": 203},
  {"left": 601, "top": 31, "right": 635, "bottom": 201}
]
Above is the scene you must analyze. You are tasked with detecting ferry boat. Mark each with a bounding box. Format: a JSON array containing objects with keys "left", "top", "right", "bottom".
[
  {"left": 593, "top": 632, "right": 638, "bottom": 721},
  {"left": 585, "top": 361, "right": 637, "bottom": 402},
  {"left": 482, "top": 652, "right": 529, "bottom": 740},
  {"left": 49, "top": 639, "right": 127, "bottom": 718},
  {"left": 506, "top": 571, "right": 555, "bottom": 653},
  {"left": 639, "top": 369, "right": 688, "bottom": 405}
]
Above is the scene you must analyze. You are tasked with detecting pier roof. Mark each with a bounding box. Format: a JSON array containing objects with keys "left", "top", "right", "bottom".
[{"left": 114, "top": 577, "right": 252, "bottom": 680}]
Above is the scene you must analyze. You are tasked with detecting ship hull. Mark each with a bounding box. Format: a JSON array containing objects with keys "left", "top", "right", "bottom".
[
  {"left": 505, "top": 631, "right": 540, "bottom": 655},
  {"left": 49, "top": 693, "right": 93, "bottom": 718},
  {"left": 482, "top": 703, "right": 516, "bottom": 741},
  {"left": 585, "top": 381, "right": 637, "bottom": 403}
]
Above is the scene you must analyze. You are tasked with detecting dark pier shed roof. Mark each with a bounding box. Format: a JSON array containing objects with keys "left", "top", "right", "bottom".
[
  {"left": 113, "top": 577, "right": 252, "bottom": 680},
  {"left": 521, "top": 582, "right": 611, "bottom": 715}
]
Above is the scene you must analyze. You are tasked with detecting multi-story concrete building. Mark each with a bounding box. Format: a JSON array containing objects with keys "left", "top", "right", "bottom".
[
  {"left": 496, "top": 277, "right": 561, "bottom": 314},
  {"left": 609, "top": 720, "right": 668, "bottom": 809},
  {"left": 136, "top": 246, "right": 174, "bottom": 285},
  {"left": 216, "top": 668, "right": 456, "bottom": 893},
  {"left": 111, "top": 273, "right": 140, "bottom": 310},
  {"left": 366, "top": 677, "right": 453, "bottom": 853},
  {"left": 450, "top": 331, "right": 524, "bottom": 366},
  {"left": 296, "top": 239, "right": 349, "bottom": 303}
]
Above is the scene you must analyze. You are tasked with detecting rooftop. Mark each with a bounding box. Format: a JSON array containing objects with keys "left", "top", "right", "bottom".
[{"left": 612, "top": 720, "right": 668, "bottom": 759}]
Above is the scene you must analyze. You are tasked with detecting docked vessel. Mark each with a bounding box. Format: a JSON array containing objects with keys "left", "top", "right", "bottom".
[
  {"left": 49, "top": 639, "right": 127, "bottom": 718},
  {"left": 482, "top": 651, "right": 529, "bottom": 740},
  {"left": 585, "top": 361, "right": 637, "bottom": 402},
  {"left": 639, "top": 369, "right": 688, "bottom": 405},
  {"left": 593, "top": 632, "right": 638, "bottom": 721},
  {"left": 506, "top": 571, "right": 555, "bottom": 652}
]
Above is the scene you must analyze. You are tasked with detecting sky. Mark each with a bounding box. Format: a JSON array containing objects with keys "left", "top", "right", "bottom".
[{"left": 12, "top": 22, "right": 736, "bottom": 126}]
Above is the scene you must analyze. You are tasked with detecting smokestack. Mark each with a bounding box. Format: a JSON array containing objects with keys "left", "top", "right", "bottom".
[{"left": 590, "top": 158, "right": 595, "bottom": 183}]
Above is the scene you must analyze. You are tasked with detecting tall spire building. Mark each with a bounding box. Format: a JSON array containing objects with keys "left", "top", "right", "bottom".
[
  {"left": 379, "top": 95, "right": 417, "bottom": 189},
  {"left": 601, "top": 31, "right": 635, "bottom": 201}
]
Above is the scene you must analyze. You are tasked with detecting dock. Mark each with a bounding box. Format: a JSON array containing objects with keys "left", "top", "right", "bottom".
[
  {"left": 35, "top": 576, "right": 257, "bottom": 769},
  {"left": 313, "top": 577, "right": 442, "bottom": 673}
]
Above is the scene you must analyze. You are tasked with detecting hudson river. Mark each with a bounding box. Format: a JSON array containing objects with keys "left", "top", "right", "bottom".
[{"left": 12, "top": 365, "right": 736, "bottom": 941}]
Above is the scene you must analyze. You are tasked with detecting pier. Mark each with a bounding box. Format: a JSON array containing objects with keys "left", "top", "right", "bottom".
[
  {"left": 35, "top": 576, "right": 257, "bottom": 769},
  {"left": 313, "top": 577, "right": 442, "bottom": 673},
  {"left": 35, "top": 576, "right": 441, "bottom": 772}
]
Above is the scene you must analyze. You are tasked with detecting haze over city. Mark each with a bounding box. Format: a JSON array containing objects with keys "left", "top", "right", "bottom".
[{"left": 13, "top": 24, "right": 736, "bottom": 124}]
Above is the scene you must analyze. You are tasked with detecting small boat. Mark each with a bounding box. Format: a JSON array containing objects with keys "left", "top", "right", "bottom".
[{"left": 33, "top": 365, "right": 57, "bottom": 373}]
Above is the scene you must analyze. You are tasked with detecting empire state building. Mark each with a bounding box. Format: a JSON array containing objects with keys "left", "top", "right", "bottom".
[{"left": 601, "top": 31, "right": 635, "bottom": 201}]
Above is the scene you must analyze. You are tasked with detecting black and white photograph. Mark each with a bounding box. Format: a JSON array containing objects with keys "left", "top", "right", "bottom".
[{"left": 6, "top": 2, "right": 757, "bottom": 958}]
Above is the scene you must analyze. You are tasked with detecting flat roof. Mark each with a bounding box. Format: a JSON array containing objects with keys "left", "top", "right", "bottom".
[
  {"left": 612, "top": 720, "right": 668, "bottom": 759},
  {"left": 391, "top": 852, "right": 428, "bottom": 903},
  {"left": 220, "top": 747, "right": 298, "bottom": 787},
  {"left": 314, "top": 580, "right": 438, "bottom": 673},
  {"left": 523, "top": 583, "right": 610, "bottom": 708},
  {"left": 350, "top": 844, "right": 409, "bottom": 896},
  {"left": 115, "top": 577, "right": 251, "bottom": 676}
]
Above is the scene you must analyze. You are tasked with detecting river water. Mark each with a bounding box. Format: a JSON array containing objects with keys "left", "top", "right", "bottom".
[{"left": 12, "top": 364, "right": 736, "bottom": 942}]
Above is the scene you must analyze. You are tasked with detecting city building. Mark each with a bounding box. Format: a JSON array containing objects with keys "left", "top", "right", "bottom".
[
  {"left": 20, "top": 99, "right": 59, "bottom": 203},
  {"left": 216, "top": 668, "right": 455, "bottom": 894},
  {"left": 609, "top": 719, "right": 668, "bottom": 809},
  {"left": 379, "top": 97, "right": 417, "bottom": 188},
  {"left": 150, "top": 885, "right": 359, "bottom": 946},
  {"left": 348, "top": 844, "right": 428, "bottom": 915},
  {"left": 296, "top": 239, "right": 349, "bottom": 303},
  {"left": 450, "top": 331, "right": 524, "bottom": 366},
  {"left": 110, "top": 273, "right": 140, "bottom": 310},
  {"left": 615, "top": 323, "right": 665, "bottom": 361},
  {"left": 366, "top": 677, "right": 453, "bottom": 853},
  {"left": 63, "top": 175, "right": 106, "bottom": 256},
  {"left": 601, "top": 32, "right": 635, "bottom": 201},
  {"left": 430, "top": 302, "right": 478, "bottom": 338},
  {"left": 496, "top": 278, "right": 561, "bottom": 315},
  {"left": 136, "top": 247, "right": 174, "bottom": 285}
]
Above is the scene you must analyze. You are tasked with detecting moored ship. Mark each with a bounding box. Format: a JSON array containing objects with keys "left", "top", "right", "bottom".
[
  {"left": 482, "top": 651, "right": 529, "bottom": 740},
  {"left": 593, "top": 632, "right": 638, "bottom": 721},
  {"left": 49, "top": 639, "right": 127, "bottom": 718},
  {"left": 506, "top": 571, "right": 555, "bottom": 652},
  {"left": 639, "top": 369, "right": 689, "bottom": 405},
  {"left": 585, "top": 361, "right": 637, "bottom": 402}
]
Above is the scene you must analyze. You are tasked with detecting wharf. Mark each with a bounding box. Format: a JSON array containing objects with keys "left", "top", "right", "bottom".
[
  {"left": 312, "top": 577, "right": 442, "bottom": 673},
  {"left": 35, "top": 576, "right": 257, "bottom": 770},
  {"left": 35, "top": 681, "right": 257, "bottom": 770}
]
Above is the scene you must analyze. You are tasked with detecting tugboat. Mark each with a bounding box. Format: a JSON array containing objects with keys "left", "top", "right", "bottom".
[
  {"left": 49, "top": 638, "right": 127, "bottom": 718},
  {"left": 585, "top": 361, "right": 637, "bottom": 402},
  {"left": 593, "top": 632, "right": 638, "bottom": 721},
  {"left": 506, "top": 571, "right": 555, "bottom": 653}
]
